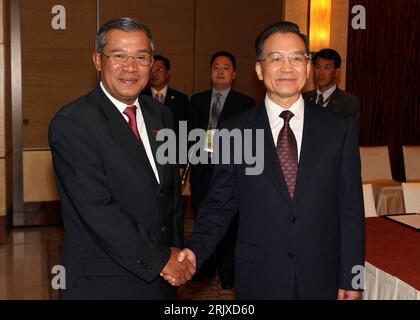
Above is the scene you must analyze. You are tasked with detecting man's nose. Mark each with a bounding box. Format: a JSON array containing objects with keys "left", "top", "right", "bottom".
[
  {"left": 122, "top": 57, "right": 138, "bottom": 71},
  {"left": 280, "top": 61, "right": 293, "bottom": 72}
]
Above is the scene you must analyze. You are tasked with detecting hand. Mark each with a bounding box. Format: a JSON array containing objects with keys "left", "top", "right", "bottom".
[
  {"left": 337, "top": 289, "right": 362, "bottom": 300},
  {"left": 177, "top": 248, "right": 196, "bottom": 268},
  {"left": 160, "top": 247, "right": 195, "bottom": 286},
  {"left": 161, "top": 248, "right": 197, "bottom": 285}
]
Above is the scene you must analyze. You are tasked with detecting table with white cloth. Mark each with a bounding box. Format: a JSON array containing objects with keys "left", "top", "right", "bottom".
[{"left": 363, "top": 217, "right": 420, "bottom": 300}]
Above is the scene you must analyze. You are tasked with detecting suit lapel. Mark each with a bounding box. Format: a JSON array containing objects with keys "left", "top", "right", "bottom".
[
  {"left": 306, "top": 90, "right": 317, "bottom": 104},
  {"left": 326, "top": 87, "right": 341, "bottom": 113},
  {"left": 139, "top": 97, "right": 167, "bottom": 187},
  {"left": 91, "top": 86, "right": 159, "bottom": 185},
  {"left": 253, "top": 104, "right": 293, "bottom": 205},
  {"left": 201, "top": 90, "right": 213, "bottom": 129},
  {"left": 293, "top": 101, "right": 327, "bottom": 206},
  {"left": 163, "top": 88, "right": 174, "bottom": 112},
  {"left": 218, "top": 89, "right": 234, "bottom": 123}
]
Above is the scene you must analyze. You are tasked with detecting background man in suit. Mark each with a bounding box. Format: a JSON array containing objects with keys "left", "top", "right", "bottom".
[
  {"left": 303, "top": 48, "right": 361, "bottom": 128},
  {"left": 49, "top": 17, "right": 194, "bottom": 299},
  {"left": 142, "top": 55, "right": 190, "bottom": 176},
  {"left": 173, "top": 22, "right": 365, "bottom": 299},
  {"left": 188, "top": 51, "right": 255, "bottom": 289}
]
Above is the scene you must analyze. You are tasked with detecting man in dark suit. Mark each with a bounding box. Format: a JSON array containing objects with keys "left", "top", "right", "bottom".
[
  {"left": 173, "top": 22, "right": 365, "bottom": 299},
  {"left": 142, "top": 55, "right": 189, "bottom": 135},
  {"left": 49, "top": 17, "right": 194, "bottom": 299},
  {"left": 303, "top": 48, "right": 361, "bottom": 128},
  {"left": 142, "top": 55, "right": 189, "bottom": 176},
  {"left": 188, "top": 51, "right": 255, "bottom": 289}
]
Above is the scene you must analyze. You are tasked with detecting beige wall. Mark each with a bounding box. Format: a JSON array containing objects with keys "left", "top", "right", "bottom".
[
  {"left": 0, "top": 0, "right": 12, "bottom": 243},
  {"left": 21, "top": 0, "right": 98, "bottom": 149},
  {"left": 330, "top": 0, "right": 349, "bottom": 90},
  {"left": 283, "top": 0, "right": 349, "bottom": 91},
  {"left": 23, "top": 150, "right": 59, "bottom": 202}
]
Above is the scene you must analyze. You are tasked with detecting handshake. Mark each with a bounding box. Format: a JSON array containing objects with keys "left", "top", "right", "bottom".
[{"left": 160, "top": 247, "right": 197, "bottom": 286}]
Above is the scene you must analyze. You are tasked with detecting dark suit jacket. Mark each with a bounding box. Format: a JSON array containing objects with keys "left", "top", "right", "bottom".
[
  {"left": 143, "top": 87, "right": 189, "bottom": 168},
  {"left": 49, "top": 85, "right": 183, "bottom": 299},
  {"left": 303, "top": 87, "right": 361, "bottom": 130},
  {"left": 188, "top": 89, "right": 255, "bottom": 211},
  {"left": 186, "top": 101, "right": 365, "bottom": 299},
  {"left": 142, "top": 87, "right": 189, "bottom": 128}
]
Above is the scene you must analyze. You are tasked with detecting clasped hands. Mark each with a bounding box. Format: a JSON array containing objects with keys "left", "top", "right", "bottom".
[{"left": 160, "top": 247, "right": 197, "bottom": 286}]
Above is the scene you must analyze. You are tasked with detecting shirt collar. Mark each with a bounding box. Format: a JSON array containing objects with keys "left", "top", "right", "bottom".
[
  {"left": 151, "top": 85, "right": 168, "bottom": 98},
  {"left": 212, "top": 87, "right": 231, "bottom": 100},
  {"left": 317, "top": 84, "right": 337, "bottom": 101},
  {"left": 265, "top": 94, "right": 304, "bottom": 124},
  {"left": 100, "top": 81, "right": 139, "bottom": 113}
]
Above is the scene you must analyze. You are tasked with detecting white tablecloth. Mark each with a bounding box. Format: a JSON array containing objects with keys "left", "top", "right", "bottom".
[{"left": 363, "top": 262, "right": 420, "bottom": 300}]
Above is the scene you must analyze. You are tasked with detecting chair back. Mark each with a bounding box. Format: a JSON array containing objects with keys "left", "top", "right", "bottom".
[{"left": 360, "top": 146, "right": 393, "bottom": 183}]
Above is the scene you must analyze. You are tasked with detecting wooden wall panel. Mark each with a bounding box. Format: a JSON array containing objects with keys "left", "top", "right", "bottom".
[
  {"left": 23, "top": 150, "right": 59, "bottom": 202},
  {"left": 2, "top": 0, "right": 10, "bottom": 158},
  {"left": 283, "top": 0, "right": 309, "bottom": 34},
  {"left": 20, "top": 0, "right": 97, "bottom": 50},
  {"left": 20, "top": 1, "right": 98, "bottom": 148},
  {"left": 330, "top": 0, "right": 349, "bottom": 90},
  {"left": 22, "top": 48, "right": 97, "bottom": 148},
  {"left": 0, "top": 152, "right": 12, "bottom": 214},
  {"left": 0, "top": 44, "right": 5, "bottom": 156},
  {"left": 195, "top": 0, "right": 283, "bottom": 100},
  {"left": 100, "top": 0, "right": 195, "bottom": 55},
  {"left": 152, "top": 53, "right": 194, "bottom": 97}
]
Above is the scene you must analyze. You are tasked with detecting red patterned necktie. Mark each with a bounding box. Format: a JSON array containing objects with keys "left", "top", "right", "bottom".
[
  {"left": 123, "top": 105, "right": 143, "bottom": 146},
  {"left": 276, "top": 110, "right": 298, "bottom": 199}
]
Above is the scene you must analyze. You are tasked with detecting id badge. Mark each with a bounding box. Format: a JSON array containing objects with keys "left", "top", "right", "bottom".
[{"left": 204, "top": 129, "right": 216, "bottom": 153}]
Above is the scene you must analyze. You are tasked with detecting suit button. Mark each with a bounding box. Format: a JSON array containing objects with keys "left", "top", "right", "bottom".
[
  {"left": 288, "top": 252, "right": 295, "bottom": 258},
  {"left": 289, "top": 216, "right": 297, "bottom": 224},
  {"left": 136, "top": 258, "right": 143, "bottom": 265},
  {"left": 161, "top": 226, "right": 166, "bottom": 232}
]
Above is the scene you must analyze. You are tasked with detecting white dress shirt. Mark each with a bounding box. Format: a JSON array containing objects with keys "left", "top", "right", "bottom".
[
  {"left": 100, "top": 82, "right": 160, "bottom": 183},
  {"left": 265, "top": 94, "right": 305, "bottom": 161},
  {"left": 316, "top": 84, "right": 337, "bottom": 107}
]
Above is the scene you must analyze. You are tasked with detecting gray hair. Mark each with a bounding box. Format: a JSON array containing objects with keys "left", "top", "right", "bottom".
[{"left": 95, "top": 17, "right": 155, "bottom": 54}]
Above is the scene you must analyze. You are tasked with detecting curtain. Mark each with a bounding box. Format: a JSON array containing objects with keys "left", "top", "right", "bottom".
[{"left": 346, "top": 0, "right": 420, "bottom": 181}]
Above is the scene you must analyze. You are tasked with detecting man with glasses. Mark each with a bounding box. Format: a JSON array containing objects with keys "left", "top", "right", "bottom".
[
  {"left": 168, "top": 21, "right": 365, "bottom": 300},
  {"left": 303, "top": 48, "right": 360, "bottom": 129},
  {"left": 49, "top": 17, "right": 194, "bottom": 299}
]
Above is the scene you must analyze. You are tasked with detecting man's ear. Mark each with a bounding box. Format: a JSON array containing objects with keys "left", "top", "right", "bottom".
[
  {"left": 255, "top": 62, "right": 263, "bottom": 80},
  {"left": 335, "top": 67, "right": 341, "bottom": 79},
  {"left": 306, "top": 60, "right": 311, "bottom": 80},
  {"left": 93, "top": 52, "right": 101, "bottom": 72}
]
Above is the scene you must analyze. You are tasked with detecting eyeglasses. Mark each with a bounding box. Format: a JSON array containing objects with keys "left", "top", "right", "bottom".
[
  {"left": 151, "top": 67, "right": 167, "bottom": 73},
  {"left": 102, "top": 52, "right": 153, "bottom": 66},
  {"left": 259, "top": 52, "right": 309, "bottom": 66}
]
